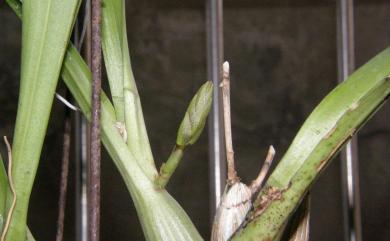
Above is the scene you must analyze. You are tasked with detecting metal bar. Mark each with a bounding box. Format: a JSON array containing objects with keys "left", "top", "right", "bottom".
[
  {"left": 336, "top": 0, "right": 363, "bottom": 240},
  {"left": 73, "top": 1, "right": 91, "bottom": 240},
  {"left": 89, "top": 0, "right": 102, "bottom": 239},
  {"left": 72, "top": 2, "right": 89, "bottom": 240},
  {"left": 74, "top": 113, "right": 89, "bottom": 241},
  {"left": 206, "top": 0, "right": 226, "bottom": 219}
]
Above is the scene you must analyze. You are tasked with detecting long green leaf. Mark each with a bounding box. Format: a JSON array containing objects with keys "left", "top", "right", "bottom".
[
  {"left": 231, "top": 48, "right": 390, "bottom": 240},
  {"left": 102, "top": 0, "right": 157, "bottom": 180},
  {"left": 5, "top": 0, "right": 80, "bottom": 240}
]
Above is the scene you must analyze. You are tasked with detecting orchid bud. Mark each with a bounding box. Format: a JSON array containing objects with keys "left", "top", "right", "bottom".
[{"left": 176, "top": 81, "right": 213, "bottom": 146}]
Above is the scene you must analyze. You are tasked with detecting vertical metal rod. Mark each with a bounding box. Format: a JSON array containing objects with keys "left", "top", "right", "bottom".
[
  {"left": 75, "top": 113, "right": 89, "bottom": 241},
  {"left": 75, "top": 114, "right": 89, "bottom": 241},
  {"left": 74, "top": 1, "right": 91, "bottom": 240},
  {"left": 89, "top": 0, "right": 102, "bottom": 239},
  {"left": 206, "top": 0, "right": 226, "bottom": 219},
  {"left": 336, "top": 0, "right": 363, "bottom": 240}
]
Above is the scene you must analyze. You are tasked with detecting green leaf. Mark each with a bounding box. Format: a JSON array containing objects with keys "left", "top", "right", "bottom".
[
  {"left": 5, "top": 0, "right": 80, "bottom": 240},
  {"left": 177, "top": 81, "right": 213, "bottom": 146},
  {"left": 5, "top": 0, "right": 22, "bottom": 18},
  {"left": 231, "top": 48, "right": 390, "bottom": 240}
]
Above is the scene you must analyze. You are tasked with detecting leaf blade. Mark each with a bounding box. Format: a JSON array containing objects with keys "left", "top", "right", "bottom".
[
  {"left": 231, "top": 47, "right": 390, "bottom": 241},
  {"left": 5, "top": 1, "right": 80, "bottom": 240}
]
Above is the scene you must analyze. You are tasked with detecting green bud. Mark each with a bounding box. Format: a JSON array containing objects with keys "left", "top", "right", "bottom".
[{"left": 176, "top": 81, "right": 213, "bottom": 146}]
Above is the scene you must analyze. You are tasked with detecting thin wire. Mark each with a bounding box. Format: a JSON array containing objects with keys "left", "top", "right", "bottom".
[
  {"left": 73, "top": 1, "right": 90, "bottom": 241},
  {"left": 336, "top": 0, "right": 363, "bottom": 240}
]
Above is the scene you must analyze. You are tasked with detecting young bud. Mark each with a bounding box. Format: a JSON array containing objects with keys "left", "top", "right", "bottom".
[{"left": 176, "top": 81, "right": 213, "bottom": 146}]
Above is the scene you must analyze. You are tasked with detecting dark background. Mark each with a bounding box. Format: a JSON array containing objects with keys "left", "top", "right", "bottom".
[{"left": 0, "top": 0, "right": 389, "bottom": 240}]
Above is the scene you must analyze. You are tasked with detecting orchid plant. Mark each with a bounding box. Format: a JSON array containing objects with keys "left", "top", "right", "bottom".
[{"left": 1, "top": 0, "right": 390, "bottom": 241}]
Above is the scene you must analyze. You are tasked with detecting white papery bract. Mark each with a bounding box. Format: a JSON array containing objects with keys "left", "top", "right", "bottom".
[{"left": 211, "top": 182, "right": 252, "bottom": 241}]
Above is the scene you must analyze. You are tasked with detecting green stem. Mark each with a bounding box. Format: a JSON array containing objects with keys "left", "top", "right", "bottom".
[
  {"left": 155, "top": 145, "right": 185, "bottom": 188},
  {"left": 62, "top": 44, "right": 203, "bottom": 241},
  {"left": 102, "top": 0, "right": 157, "bottom": 180},
  {"left": 101, "top": 0, "right": 125, "bottom": 121}
]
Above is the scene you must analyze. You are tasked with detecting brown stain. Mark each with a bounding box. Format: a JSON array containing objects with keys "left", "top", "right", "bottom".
[
  {"left": 250, "top": 185, "right": 289, "bottom": 221},
  {"left": 324, "top": 125, "right": 337, "bottom": 139},
  {"left": 316, "top": 128, "right": 356, "bottom": 172},
  {"left": 316, "top": 158, "right": 328, "bottom": 173}
]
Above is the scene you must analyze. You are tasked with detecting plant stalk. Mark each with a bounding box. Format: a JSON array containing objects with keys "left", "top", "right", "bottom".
[{"left": 155, "top": 146, "right": 184, "bottom": 188}]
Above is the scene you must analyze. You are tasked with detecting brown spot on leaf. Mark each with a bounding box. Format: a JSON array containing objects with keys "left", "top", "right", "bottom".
[
  {"left": 324, "top": 125, "right": 337, "bottom": 139},
  {"left": 250, "top": 185, "right": 290, "bottom": 220},
  {"left": 316, "top": 128, "right": 356, "bottom": 172}
]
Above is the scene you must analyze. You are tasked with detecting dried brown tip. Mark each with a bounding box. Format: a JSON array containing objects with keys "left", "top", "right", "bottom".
[
  {"left": 220, "top": 61, "right": 239, "bottom": 184},
  {"left": 250, "top": 145, "right": 276, "bottom": 193}
]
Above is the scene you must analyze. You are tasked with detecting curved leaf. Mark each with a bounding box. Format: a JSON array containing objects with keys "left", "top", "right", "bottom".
[{"left": 232, "top": 47, "right": 390, "bottom": 240}]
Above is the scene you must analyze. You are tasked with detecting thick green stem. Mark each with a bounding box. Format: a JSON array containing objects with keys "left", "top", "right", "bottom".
[
  {"left": 101, "top": 0, "right": 125, "bottom": 121},
  {"left": 102, "top": 0, "right": 156, "bottom": 180},
  {"left": 231, "top": 47, "right": 390, "bottom": 240},
  {"left": 155, "top": 146, "right": 185, "bottom": 188},
  {"left": 62, "top": 45, "right": 203, "bottom": 241}
]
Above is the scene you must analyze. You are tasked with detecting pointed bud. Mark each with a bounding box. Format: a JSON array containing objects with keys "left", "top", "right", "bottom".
[{"left": 176, "top": 81, "right": 213, "bottom": 146}]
